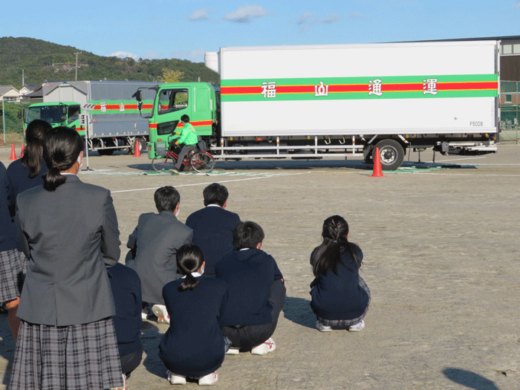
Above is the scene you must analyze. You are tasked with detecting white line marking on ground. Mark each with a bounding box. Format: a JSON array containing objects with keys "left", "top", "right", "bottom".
[
  {"left": 414, "top": 173, "right": 520, "bottom": 177},
  {"left": 111, "top": 171, "right": 312, "bottom": 194}
]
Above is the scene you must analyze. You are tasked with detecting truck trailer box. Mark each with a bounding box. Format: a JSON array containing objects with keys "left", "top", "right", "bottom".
[{"left": 214, "top": 41, "right": 499, "bottom": 137}]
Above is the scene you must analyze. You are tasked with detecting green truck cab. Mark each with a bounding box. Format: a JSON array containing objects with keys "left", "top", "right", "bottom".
[
  {"left": 24, "top": 102, "right": 83, "bottom": 135},
  {"left": 141, "top": 82, "right": 219, "bottom": 159}
]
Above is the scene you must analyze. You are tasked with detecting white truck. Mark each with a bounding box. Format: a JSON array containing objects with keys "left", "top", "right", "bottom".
[{"left": 141, "top": 40, "right": 500, "bottom": 170}]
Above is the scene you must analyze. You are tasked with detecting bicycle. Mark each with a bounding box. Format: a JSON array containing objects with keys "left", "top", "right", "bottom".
[{"left": 151, "top": 147, "right": 215, "bottom": 174}]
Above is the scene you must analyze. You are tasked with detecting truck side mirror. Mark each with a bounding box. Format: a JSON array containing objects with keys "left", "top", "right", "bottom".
[{"left": 134, "top": 90, "right": 143, "bottom": 102}]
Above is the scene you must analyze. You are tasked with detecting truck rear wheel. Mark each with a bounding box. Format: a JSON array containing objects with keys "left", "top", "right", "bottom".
[{"left": 373, "top": 139, "right": 404, "bottom": 171}]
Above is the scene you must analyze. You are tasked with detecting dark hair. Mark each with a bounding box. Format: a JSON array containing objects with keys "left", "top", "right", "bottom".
[
  {"left": 311, "top": 215, "right": 360, "bottom": 277},
  {"left": 177, "top": 244, "right": 204, "bottom": 292},
  {"left": 203, "top": 183, "right": 229, "bottom": 207},
  {"left": 42, "top": 127, "right": 84, "bottom": 191},
  {"left": 154, "top": 186, "right": 180, "bottom": 212},
  {"left": 22, "top": 119, "right": 52, "bottom": 178},
  {"left": 181, "top": 114, "right": 190, "bottom": 123},
  {"left": 233, "top": 221, "right": 264, "bottom": 250}
]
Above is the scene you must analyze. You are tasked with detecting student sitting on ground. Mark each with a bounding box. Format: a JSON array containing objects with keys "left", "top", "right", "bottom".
[
  {"left": 310, "top": 215, "right": 370, "bottom": 332},
  {"left": 159, "top": 244, "right": 229, "bottom": 386},
  {"left": 126, "top": 186, "right": 193, "bottom": 324},
  {"left": 186, "top": 183, "right": 241, "bottom": 276},
  {"left": 215, "top": 221, "right": 285, "bottom": 355},
  {"left": 108, "top": 262, "right": 144, "bottom": 389}
]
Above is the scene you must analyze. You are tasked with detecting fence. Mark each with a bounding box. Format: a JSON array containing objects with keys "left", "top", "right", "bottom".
[{"left": 0, "top": 98, "right": 42, "bottom": 146}]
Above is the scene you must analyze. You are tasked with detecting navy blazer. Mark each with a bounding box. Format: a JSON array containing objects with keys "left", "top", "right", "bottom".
[
  {"left": 159, "top": 276, "right": 228, "bottom": 378},
  {"left": 0, "top": 162, "right": 17, "bottom": 252},
  {"left": 109, "top": 263, "right": 143, "bottom": 357},
  {"left": 216, "top": 249, "right": 283, "bottom": 326},
  {"left": 185, "top": 206, "right": 241, "bottom": 275},
  {"left": 310, "top": 246, "right": 369, "bottom": 321}
]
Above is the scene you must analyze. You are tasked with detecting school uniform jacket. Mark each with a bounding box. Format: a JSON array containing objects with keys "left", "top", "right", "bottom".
[
  {"left": 159, "top": 276, "right": 228, "bottom": 378},
  {"left": 126, "top": 211, "right": 193, "bottom": 304},
  {"left": 216, "top": 249, "right": 283, "bottom": 326},
  {"left": 185, "top": 206, "right": 241, "bottom": 275},
  {"left": 310, "top": 246, "right": 369, "bottom": 321},
  {"left": 15, "top": 175, "right": 120, "bottom": 326}
]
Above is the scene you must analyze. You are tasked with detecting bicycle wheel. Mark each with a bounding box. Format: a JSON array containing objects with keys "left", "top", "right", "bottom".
[
  {"left": 190, "top": 151, "right": 215, "bottom": 173},
  {"left": 151, "top": 156, "right": 174, "bottom": 172}
]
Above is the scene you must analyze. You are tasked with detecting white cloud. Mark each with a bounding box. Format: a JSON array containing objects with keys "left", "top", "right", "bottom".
[
  {"left": 109, "top": 51, "right": 139, "bottom": 60},
  {"left": 515, "top": 1, "right": 520, "bottom": 9},
  {"left": 142, "top": 51, "right": 163, "bottom": 59},
  {"left": 297, "top": 12, "right": 341, "bottom": 31},
  {"left": 171, "top": 49, "right": 206, "bottom": 62},
  {"left": 190, "top": 8, "right": 216, "bottom": 21},
  {"left": 297, "top": 12, "right": 314, "bottom": 25},
  {"left": 224, "top": 5, "right": 269, "bottom": 23},
  {"left": 322, "top": 14, "right": 341, "bottom": 24},
  {"left": 350, "top": 12, "right": 361, "bottom": 18}
]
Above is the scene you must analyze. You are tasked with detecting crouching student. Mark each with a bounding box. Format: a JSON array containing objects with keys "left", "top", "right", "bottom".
[
  {"left": 126, "top": 186, "right": 193, "bottom": 324},
  {"left": 216, "top": 221, "right": 286, "bottom": 355},
  {"left": 310, "top": 215, "right": 370, "bottom": 332},
  {"left": 159, "top": 244, "right": 229, "bottom": 386},
  {"left": 108, "top": 263, "right": 144, "bottom": 389}
]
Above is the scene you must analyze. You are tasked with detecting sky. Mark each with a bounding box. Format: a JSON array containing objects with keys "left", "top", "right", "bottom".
[{"left": 1, "top": 0, "right": 520, "bottom": 63}]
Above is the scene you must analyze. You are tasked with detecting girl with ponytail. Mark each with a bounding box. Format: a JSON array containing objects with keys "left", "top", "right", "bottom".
[
  {"left": 159, "top": 243, "right": 229, "bottom": 386},
  {"left": 6, "top": 119, "right": 52, "bottom": 216},
  {"left": 310, "top": 215, "right": 371, "bottom": 333}
]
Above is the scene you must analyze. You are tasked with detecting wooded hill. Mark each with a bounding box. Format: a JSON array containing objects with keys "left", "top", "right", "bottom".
[{"left": 0, "top": 37, "right": 219, "bottom": 88}]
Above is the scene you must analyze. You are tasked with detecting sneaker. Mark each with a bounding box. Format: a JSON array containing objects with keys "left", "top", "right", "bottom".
[
  {"left": 141, "top": 306, "right": 152, "bottom": 320},
  {"left": 167, "top": 370, "right": 186, "bottom": 385},
  {"left": 152, "top": 304, "right": 170, "bottom": 324},
  {"left": 250, "top": 338, "right": 276, "bottom": 355},
  {"left": 316, "top": 321, "right": 332, "bottom": 332},
  {"left": 110, "top": 373, "right": 126, "bottom": 390},
  {"left": 198, "top": 372, "right": 218, "bottom": 386},
  {"left": 348, "top": 320, "right": 365, "bottom": 332},
  {"left": 226, "top": 347, "right": 240, "bottom": 355},
  {"left": 169, "top": 169, "right": 179, "bottom": 175}
]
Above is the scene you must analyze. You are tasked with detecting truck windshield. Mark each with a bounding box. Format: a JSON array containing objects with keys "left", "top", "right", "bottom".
[{"left": 26, "top": 106, "right": 65, "bottom": 124}]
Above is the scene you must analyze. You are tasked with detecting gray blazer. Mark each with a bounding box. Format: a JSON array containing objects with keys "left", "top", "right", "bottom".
[
  {"left": 15, "top": 175, "right": 120, "bottom": 326},
  {"left": 126, "top": 211, "right": 192, "bottom": 305}
]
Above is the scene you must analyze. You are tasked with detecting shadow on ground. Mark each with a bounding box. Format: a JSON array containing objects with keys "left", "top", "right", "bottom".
[
  {"left": 141, "top": 321, "right": 166, "bottom": 378},
  {"left": 125, "top": 159, "right": 477, "bottom": 174},
  {"left": 0, "top": 313, "right": 15, "bottom": 387},
  {"left": 443, "top": 368, "right": 499, "bottom": 390},
  {"left": 282, "top": 297, "right": 316, "bottom": 330}
]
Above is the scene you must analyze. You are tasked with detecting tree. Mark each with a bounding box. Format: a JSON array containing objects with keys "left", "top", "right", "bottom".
[{"left": 158, "top": 69, "right": 184, "bottom": 83}]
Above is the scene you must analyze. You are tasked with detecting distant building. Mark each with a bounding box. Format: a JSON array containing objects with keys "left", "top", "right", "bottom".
[
  {"left": 0, "top": 85, "right": 21, "bottom": 102},
  {"left": 19, "top": 84, "right": 41, "bottom": 97}
]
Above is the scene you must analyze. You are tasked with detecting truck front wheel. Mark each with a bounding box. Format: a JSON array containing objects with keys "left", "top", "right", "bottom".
[{"left": 373, "top": 139, "right": 404, "bottom": 171}]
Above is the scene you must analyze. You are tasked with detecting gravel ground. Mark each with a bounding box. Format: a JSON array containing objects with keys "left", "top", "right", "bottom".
[{"left": 0, "top": 144, "right": 519, "bottom": 390}]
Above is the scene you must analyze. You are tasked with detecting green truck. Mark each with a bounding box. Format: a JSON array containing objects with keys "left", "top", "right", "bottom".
[
  {"left": 23, "top": 81, "right": 157, "bottom": 155},
  {"left": 138, "top": 41, "right": 499, "bottom": 170}
]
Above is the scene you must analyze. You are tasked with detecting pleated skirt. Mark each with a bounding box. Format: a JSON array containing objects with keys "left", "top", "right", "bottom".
[
  {"left": 9, "top": 318, "right": 124, "bottom": 390},
  {"left": 0, "top": 249, "right": 26, "bottom": 304}
]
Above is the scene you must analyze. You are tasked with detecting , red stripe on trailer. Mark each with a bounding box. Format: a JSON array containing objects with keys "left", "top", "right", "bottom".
[{"left": 149, "top": 120, "right": 213, "bottom": 130}]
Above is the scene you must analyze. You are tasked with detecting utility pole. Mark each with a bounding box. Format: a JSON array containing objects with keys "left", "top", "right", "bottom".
[
  {"left": 22, "top": 69, "right": 24, "bottom": 87},
  {"left": 74, "top": 52, "right": 81, "bottom": 81}
]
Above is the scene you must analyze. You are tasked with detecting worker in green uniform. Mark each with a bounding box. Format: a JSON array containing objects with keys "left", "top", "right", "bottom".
[{"left": 169, "top": 115, "right": 199, "bottom": 174}]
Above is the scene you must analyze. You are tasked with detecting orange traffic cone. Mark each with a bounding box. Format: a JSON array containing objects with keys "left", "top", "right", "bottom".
[
  {"left": 9, "top": 143, "right": 17, "bottom": 160},
  {"left": 20, "top": 143, "right": 25, "bottom": 158},
  {"left": 370, "top": 147, "right": 385, "bottom": 177},
  {"left": 134, "top": 140, "right": 141, "bottom": 157}
]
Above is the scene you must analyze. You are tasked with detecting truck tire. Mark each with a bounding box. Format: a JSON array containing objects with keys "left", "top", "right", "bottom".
[{"left": 373, "top": 139, "right": 404, "bottom": 170}]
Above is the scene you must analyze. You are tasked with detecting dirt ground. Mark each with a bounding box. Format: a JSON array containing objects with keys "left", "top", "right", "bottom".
[{"left": 0, "top": 144, "right": 519, "bottom": 390}]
